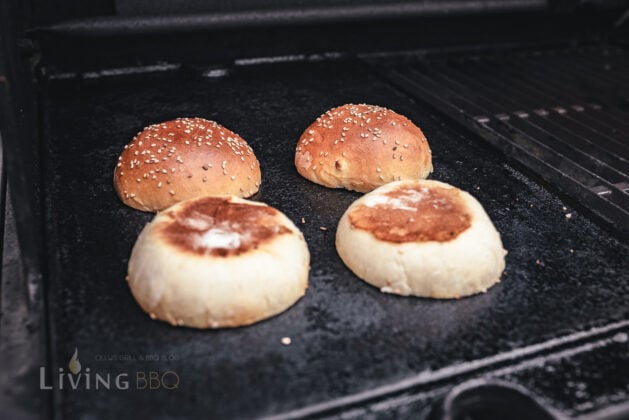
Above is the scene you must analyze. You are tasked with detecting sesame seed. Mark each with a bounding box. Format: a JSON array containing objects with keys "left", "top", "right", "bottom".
[
  {"left": 157, "top": 182, "right": 162, "bottom": 188},
  {"left": 230, "top": 176, "right": 236, "bottom": 180},
  {"left": 169, "top": 190, "right": 175, "bottom": 195},
  {"left": 319, "top": 226, "right": 328, "bottom": 231},
  {"left": 281, "top": 337, "right": 291, "bottom": 346}
]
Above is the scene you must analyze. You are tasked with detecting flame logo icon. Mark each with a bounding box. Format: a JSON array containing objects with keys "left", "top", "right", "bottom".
[{"left": 68, "top": 347, "right": 81, "bottom": 375}]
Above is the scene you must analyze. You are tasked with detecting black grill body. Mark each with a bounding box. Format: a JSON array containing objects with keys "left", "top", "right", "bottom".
[{"left": 1, "top": 1, "right": 628, "bottom": 419}]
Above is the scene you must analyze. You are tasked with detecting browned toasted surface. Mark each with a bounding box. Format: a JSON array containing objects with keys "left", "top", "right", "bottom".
[
  {"left": 114, "top": 118, "right": 261, "bottom": 211},
  {"left": 157, "top": 197, "right": 291, "bottom": 257},
  {"left": 295, "top": 104, "right": 432, "bottom": 192},
  {"left": 349, "top": 185, "right": 472, "bottom": 243}
]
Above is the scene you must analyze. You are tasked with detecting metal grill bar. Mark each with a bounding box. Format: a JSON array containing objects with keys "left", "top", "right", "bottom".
[
  {"left": 373, "top": 46, "right": 629, "bottom": 235},
  {"left": 454, "top": 59, "right": 629, "bottom": 177},
  {"left": 485, "top": 55, "right": 629, "bottom": 142}
]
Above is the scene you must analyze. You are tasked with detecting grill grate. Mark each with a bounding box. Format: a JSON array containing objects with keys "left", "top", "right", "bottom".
[{"left": 373, "top": 46, "right": 629, "bottom": 236}]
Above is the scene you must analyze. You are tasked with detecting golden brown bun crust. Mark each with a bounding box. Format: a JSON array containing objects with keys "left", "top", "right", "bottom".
[
  {"left": 348, "top": 183, "right": 472, "bottom": 243},
  {"left": 114, "top": 118, "right": 261, "bottom": 212},
  {"left": 295, "top": 104, "right": 432, "bottom": 192}
]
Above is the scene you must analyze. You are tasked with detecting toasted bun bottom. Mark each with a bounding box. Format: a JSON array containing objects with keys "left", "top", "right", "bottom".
[
  {"left": 336, "top": 180, "right": 506, "bottom": 298},
  {"left": 127, "top": 196, "right": 309, "bottom": 328}
]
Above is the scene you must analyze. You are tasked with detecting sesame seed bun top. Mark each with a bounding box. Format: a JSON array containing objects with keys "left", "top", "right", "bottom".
[
  {"left": 295, "top": 104, "right": 432, "bottom": 192},
  {"left": 114, "top": 118, "right": 261, "bottom": 212}
]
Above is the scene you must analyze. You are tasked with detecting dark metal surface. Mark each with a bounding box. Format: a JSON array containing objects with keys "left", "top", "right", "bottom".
[
  {"left": 43, "top": 0, "right": 548, "bottom": 36},
  {"left": 375, "top": 46, "right": 629, "bottom": 238},
  {"left": 40, "top": 56, "right": 629, "bottom": 419},
  {"left": 0, "top": 0, "right": 49, "bottom": 418},
  {"left": 116, "top": 0, "right": 548, "bottom": 17}
]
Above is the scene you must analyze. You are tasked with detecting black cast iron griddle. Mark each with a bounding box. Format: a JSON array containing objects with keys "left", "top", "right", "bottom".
[{"left": 41, "top": 57, "right": 629, "bottom": 419}]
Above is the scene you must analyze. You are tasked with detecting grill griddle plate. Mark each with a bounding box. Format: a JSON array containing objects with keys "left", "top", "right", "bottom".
[{"left": 42, "top": 57, "right": 628, "bottom": 419}]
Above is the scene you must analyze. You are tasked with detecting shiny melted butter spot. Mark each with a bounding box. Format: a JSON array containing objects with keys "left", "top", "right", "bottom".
[
  {"left": 158, "top": 197, "right": 292, "bottom": 256},
  {"left": 363, "top": 187, "right": 429, "bottom": 211},
  {"left": 194, "top": 228, "right": 242, "bottom": 250},
  {"left": 349, "top": 185, "right": 472, "bottom": 243},
  {"left": 180, "top": 215, "right": 214, "bottom": 231}
]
